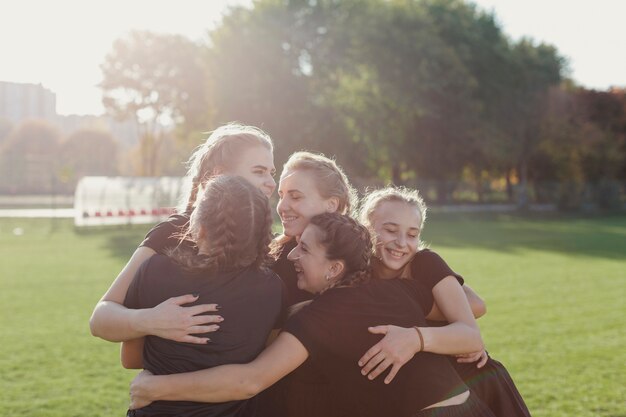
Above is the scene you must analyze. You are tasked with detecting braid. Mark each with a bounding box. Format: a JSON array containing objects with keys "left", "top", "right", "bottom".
[
  {"left": 169, "top": 175, "right": 273, "bottom": 275},
  {"left": 310, "top": 213, "right": 372, "bottom": 290}
]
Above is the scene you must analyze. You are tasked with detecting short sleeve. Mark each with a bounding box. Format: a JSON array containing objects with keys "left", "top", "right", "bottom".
[
  {"left": 139, "top": 214, "right": 190, "bottom": 254},
  {"left": 409, "top": 250, "right": 464, "bottom": 291},
  {"left": 283, "top": 303, "right": 325, "bottom": 358},
  {"left": 123, "top": 258, "right": 151, "bottom": 309}
]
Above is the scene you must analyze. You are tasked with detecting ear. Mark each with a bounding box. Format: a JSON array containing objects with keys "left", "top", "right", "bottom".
[
  {"left": 328, "top": 260, "right": 345, "bottom": 280},
  {"left": 325, "top": 197, "right": 340, "bottom": 213}
]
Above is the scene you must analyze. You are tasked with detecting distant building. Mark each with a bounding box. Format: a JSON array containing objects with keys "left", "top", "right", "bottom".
[
  {"left": 0, "top": 81, "right": 56, "bottom": 123},
  {"left": 0, "top": 80, "right": 141, "bottom": 147}
]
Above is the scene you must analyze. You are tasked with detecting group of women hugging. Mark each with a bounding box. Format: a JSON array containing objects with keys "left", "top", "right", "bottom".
[{"left": 89, "top": 123, "right": 532, "bottom": 417}]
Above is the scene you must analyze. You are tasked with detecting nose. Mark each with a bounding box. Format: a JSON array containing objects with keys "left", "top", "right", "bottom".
[
  {"left": 395, "top": 234, "right": 407, "bottom": 248},
  {"left": 277, "top": 195, "right": 287, "bottom": 215},
  {"left": 287, "top": 246, "right": 300, "bottom": 261},
  {"left": 265, "top": 175, "right": 276, "bottom": 195}
]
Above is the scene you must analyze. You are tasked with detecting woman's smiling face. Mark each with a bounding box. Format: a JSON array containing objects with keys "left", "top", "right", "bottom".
[
  {"left": 276, "top": 169, "right": 336, "bottom": 237},
  {"left": 370, "top": 200, "right": 422, "bottom": 274},
  {"left": 286, "top": 224, "right": 335, "bottom": 294}
]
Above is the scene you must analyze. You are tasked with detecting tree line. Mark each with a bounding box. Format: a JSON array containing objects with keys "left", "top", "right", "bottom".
[{"left": 2, "top": 0, "right": 624, "bottom": 209}]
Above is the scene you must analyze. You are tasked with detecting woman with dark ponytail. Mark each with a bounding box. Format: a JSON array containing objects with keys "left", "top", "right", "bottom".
[
  {"left": 90, "top": 123, "right": 276, "bottom": 345},
  {"left": 129, "top": 213, "right": 494, "bottom": 417},
  {"left": 122, "top": 176, "right": 284, "bottom": 417}
]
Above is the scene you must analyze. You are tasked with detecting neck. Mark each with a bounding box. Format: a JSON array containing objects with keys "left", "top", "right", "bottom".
[{"left": 371, "top": 257, "right": 400, "bottom": 280}]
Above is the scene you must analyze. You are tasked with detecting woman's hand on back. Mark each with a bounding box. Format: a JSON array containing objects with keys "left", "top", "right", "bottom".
[
  {"left": 358, "top": 325, "right": 421, "bottom": 384},
  {"left": 455, "top": 349, "right": 489, "bottom": 368},
  {"left": 138, "top": 294, "right": 223, "bottom": 344},
  {"left": 129, "top": 370, "right": 156, "bottom": 410}
]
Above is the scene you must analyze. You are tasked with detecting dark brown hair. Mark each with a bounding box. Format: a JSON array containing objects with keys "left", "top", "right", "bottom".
[
  {"left": 168, "top": 175, "right": 273, "bottom": 274},
  {"left": 309, "top": 213, "right": 372, "bottom": 288}
]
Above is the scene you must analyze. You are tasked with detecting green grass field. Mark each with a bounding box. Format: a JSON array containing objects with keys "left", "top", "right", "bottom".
[{"left": 1, "top": 213, "right": 624, "bottom": 417}]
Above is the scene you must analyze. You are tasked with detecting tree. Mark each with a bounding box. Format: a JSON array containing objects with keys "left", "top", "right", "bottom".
[
  {"left": 101, "top": 31, "right": 210, "bottom": 176},
  {"left": 0, "top": 120, "right": 61, "bottom": 194},
  {"left": 59, "top": 128, "right": 119, "bottom": 190}
]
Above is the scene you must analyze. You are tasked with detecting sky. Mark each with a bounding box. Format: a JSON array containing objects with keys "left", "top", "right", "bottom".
[{"left": 1, "top": 0, "right": 625, "bottom": 116}]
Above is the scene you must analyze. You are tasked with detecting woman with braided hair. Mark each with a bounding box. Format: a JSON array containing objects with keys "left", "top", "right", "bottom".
[
  {"left": 128, "top": 213, "right": 495, "bottom": 417},
  {"left": 122, "top": 175, "right": 284, "bottom": 417},
  {"left": 90, "top": 123, "right": 276, "bottom": 345}
]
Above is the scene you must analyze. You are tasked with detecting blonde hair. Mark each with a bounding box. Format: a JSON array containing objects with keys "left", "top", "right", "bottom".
[
  {"left": 283, "top": 151, "right": 358, "bottom": 215},
  {"left": 177, "top": 123, "right": 273, "bottom": 213},
  {"left": 168, "top": 175, "right": 273, "bottom": 273},
  {"left": 359, "top": 186, "right": 427, "bottom": 249},
  {"left": 271, "top": 151, "right": 358, "bottom": 256}
]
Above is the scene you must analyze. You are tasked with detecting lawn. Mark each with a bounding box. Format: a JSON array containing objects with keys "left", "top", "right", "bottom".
[{"left": 0, "top": 213, "right": 624, "bottom": 417}]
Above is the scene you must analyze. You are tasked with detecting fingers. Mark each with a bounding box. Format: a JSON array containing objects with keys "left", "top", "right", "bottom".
[
  {"left": 358, "top": 343, "right": 381, "bottom": 367},
  {"left": 360, "top": 350, "right": 386, "bottom": 376},
  {"left": 366, "top": 357, "right": 393, "bottom": 381},
  {"left": 187, "top": 303, "right": 220, "bottom": 316},
  {"left": 169, "top": 294, "right": 200, "bottom": 306},
  {"left": 191, "top": 314, "right": 223, "bottom": 326},
  {"left": 187, "top": 324, "right": 220, "bottom": 334},
  {"left": 476, "top": 351, "right": 488, "bottom": 368},
  {"left": 367, "top": 325, "right": 389, "bottom": 335},
  {"left": 178, "top": 334, "right": 211, "bottom": 344},
  {"left": 384, "top": 363, "right": 402, "bottom": 384}
]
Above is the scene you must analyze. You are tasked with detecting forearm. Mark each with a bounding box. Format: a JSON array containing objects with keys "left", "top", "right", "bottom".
[
  {"left": 427, "top": 285, "right": 486, "bottom": 322},
  {"left": 418, "top": 322, "right": 483, "bottom": 355},
  {"left": 89, "top": 301, "right": 148, "bottom": 341},
  {"left": 463, "top": 285, "right": 486, "bottom": 318},
  {"left": 144, "top": 365, "right": 263, "bottom": 403}
]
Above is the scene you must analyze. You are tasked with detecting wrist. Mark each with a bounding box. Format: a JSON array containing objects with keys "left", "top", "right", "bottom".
[
  {"left": 416, "top": 326, "right": 433, "bottom": 352},
  {"left": 131, "top": 308, "right": 151, "bottom": 336},
  {"left": 412, "top": 326, "right": 424, "bottom": 354}
]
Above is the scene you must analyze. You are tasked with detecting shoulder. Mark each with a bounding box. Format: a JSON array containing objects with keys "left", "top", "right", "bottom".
[
  {"left": 410, "top": 249, "right": 450, "bottom": 271},
  {"left": 140, "top": 213, "right": 190, "bottom": 252},
  {"left": 410, "top": 249, "right": 464, "bottom": 287}
]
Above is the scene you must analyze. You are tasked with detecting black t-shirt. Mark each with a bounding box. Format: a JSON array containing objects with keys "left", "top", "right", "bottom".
[
  {"left": 408, "top": 249, "right": 464, "bottom": 316},
  {"left": 124, "top": 255, "right": 285, "bottom": 417},
  {"left": 284, "top": 278, "right": 467, "bottom": 417},
  {"left": 139, "top": 214, "right": 191, "bottom": 254}
]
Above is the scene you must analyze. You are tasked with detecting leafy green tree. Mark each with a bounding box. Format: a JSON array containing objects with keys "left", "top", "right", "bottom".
[{"left": 101, "top": 31, "right": 210, "bottom": 176}]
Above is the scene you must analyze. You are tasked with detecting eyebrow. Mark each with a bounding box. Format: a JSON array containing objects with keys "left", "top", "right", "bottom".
[
  {"left": 253, "top": 165, "right": 276, "bottom": 174},
  {"left": 382, "top": 222, "right": 419, "bottom": 232}
]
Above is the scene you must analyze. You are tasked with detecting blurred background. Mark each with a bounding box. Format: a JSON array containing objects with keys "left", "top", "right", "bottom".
[{"left": 0, "top": 1, "right": 624, "bottom": 416}]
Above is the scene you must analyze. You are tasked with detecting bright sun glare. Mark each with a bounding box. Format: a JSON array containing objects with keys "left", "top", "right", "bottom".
[{"left": 1, "top": 0, "right": 624, "bottom": 116}]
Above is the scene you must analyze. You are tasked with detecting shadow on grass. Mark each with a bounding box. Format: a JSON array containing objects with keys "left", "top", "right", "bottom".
[
  {"left": 423, "top": 212, "right": 626, "bottom": 260},
  {"left": 76, "top": 224, "right": 151, "bottom": 261}
]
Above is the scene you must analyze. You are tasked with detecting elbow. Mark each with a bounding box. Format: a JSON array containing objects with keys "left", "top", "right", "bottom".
[
  {"left": 89, "top": 311, "right": 102, "bottom": 338},
  {"left": 473, "top": 301, "right": 487, "bottom": 319},
  {"left": 240, "top": 379, "right": 264, "bottom": 399},
  {"left": 470, "top": 328, "right": 484, "bottom": 352}
]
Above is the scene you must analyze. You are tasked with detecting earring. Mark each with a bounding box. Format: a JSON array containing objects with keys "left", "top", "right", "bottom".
[{"left": 325, "top": 274, "right": 330, "bottom": 281}]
